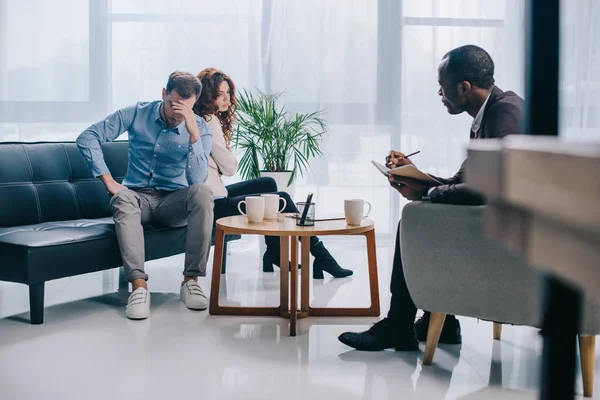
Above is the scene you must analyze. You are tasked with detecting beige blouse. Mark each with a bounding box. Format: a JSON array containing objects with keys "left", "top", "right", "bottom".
[{"left": 205, "top": 115, "right": 238, "bottom": 198}]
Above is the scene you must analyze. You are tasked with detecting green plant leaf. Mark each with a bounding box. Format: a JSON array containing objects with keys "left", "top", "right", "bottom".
[{"left": 232, "top": 88, "right": 327, "bottom": 184}]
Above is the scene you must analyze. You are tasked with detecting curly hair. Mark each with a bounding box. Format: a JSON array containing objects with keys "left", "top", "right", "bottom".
[{"left": 193, "top": 68, "right": 237, "bottom": 142}]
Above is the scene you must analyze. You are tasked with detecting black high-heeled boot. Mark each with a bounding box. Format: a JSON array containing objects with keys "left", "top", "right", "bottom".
[
  {"left": 310, "top": 237, "right": 353, "bottom": 279},
  {"left": 262, "top": 236, "right": 301, "bottom": 272}
]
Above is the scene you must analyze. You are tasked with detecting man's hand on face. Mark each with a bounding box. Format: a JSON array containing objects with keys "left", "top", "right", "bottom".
[
  {"left": 388, "top": 175, "right": 430, "bottom": 201},
  {"left": 171, "top": 100, "right": 200, "bottom": 142},
  {"left": 385, "top": 150, "right": 414, "bottom": 169}
]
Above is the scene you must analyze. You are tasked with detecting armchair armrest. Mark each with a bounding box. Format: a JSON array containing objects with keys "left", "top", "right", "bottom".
[{"left": 400, "top": 201, "right": 542, "bottom": 326}]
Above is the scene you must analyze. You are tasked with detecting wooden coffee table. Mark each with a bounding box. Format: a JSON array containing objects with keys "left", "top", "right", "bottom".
[{"left": 209, "top": 214, "right": 380, "bottom": 336}]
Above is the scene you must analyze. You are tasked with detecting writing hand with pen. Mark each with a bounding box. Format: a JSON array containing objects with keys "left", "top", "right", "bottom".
[{"left": 385, "top": 150, "right": 431, "bottom": 201}]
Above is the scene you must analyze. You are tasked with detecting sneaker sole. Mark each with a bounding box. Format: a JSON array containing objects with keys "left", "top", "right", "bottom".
[
  {"left": 126, "top": 304, "right": 150, "bottom": 320},
  {"left": 180, "top": 298, "right": 208, "bottom": 311},
  {"left": 126, "top": 312, "right": 150, "bottom": 320}
]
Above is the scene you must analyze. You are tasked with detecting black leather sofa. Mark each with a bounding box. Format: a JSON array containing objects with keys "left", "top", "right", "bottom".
[{"left": 0, "top": 141, "right": 238, "bottom": 324}]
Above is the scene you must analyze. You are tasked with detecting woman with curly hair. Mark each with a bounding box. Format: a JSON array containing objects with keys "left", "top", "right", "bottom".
[{"left": 194, "top": 67, "right": 351, "bottom": 279}]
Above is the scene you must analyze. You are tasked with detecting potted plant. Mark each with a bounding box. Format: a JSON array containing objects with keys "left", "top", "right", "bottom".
[{"left": 233, "top": 89, "right": 327, "bottom": 195}]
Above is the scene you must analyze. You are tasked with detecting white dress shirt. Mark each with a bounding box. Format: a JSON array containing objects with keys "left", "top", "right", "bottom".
[{"left": 471, "top": 92, "right": 492, "bottom": 136}]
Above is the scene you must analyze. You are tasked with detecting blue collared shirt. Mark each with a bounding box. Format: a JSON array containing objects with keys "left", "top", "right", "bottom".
[{"left": 76, "top": 100, "right": 212, "bottom": 191}]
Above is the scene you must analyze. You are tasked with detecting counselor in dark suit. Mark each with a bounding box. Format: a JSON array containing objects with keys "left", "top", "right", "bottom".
[{"left": 339, "top": 45, "right": 525, "bottom": 351}]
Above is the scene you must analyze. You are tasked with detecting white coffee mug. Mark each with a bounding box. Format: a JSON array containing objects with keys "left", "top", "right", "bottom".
[
  {"left": 344, "top": 199, "right": 372, "bottom": 225},
  {"left": 261, "top": 194, "right": 287, "bottom": 219},
  {"left": 237, "top": 196, "right": 265, "bottom": 223}
]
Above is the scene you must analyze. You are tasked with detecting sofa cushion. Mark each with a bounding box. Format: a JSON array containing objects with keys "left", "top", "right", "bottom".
[
  {"left": 0, "top": 217, "right": 190, "bottom": 284},
  {"left": 0, "top": 217, "right": 174, "bottom": 248},
  {"left": 0, "top": 216, "right": 238, "bottom": 284}
]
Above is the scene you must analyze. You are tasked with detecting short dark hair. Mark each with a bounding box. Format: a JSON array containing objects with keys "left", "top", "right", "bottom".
[
  {"left": 443, "top": 45, "right": 495, "bottom": 89},
  {"left": 166, "top": 71, "right": 202, "bottom": 99}
]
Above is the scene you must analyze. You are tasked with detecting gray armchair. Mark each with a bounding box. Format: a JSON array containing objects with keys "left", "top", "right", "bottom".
[{"left": 400, "top": 202, "right": 600, "bottom": 397}]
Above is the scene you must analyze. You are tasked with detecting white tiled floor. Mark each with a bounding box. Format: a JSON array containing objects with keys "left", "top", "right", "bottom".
[{"left": 0, "top": 237, "right": 597, "bottom": 400}]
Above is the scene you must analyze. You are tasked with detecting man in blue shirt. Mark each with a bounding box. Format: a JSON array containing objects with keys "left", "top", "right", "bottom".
[{"left": 77, "top": 71, "right": 214, "bottom": 320}]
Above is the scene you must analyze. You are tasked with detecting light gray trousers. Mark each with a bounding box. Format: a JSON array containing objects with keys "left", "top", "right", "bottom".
[{"left": 109, "top": 184, "right": 214, "bottom": 282}]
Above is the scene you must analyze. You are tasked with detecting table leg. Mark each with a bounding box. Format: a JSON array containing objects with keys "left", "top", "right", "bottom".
[
  {"left": 365, "top": 229, "right": 381, "bottom": 316},
  {"left": 280, "top": 236, "right": 290, "bottom": 316},
  {"left": 209, "top": 229, "right": 281, "bottom": 317},
  {"left": 290, "top": 236, "right": 299, "bottom": 336},
  {"left": 209, "top": 226, "right": 225, "bottom": 314},
  {"left": 301, "top": 236, "right": 311, "bottom": 314},
  {"left": 308, "top": 229, "right": 381, "bottom": 317},
  {"left": 539, "top": 276, "right": 581, "bottom": 400}
]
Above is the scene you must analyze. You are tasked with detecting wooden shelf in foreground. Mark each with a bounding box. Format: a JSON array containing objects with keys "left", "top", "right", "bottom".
[{"left": 466, "top": 135, "right": 600, "bottom": 304}]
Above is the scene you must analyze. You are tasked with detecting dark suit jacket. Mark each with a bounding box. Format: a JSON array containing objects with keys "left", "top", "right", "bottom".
[{"left": 428, "top": 86, "right": 524, "bottom": 205}]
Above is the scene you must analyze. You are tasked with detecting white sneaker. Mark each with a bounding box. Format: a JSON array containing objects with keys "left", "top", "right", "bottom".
[
  {"left": 126, "top": 287, "right": 151, "bottom": 320},
  {"left": 180, "top": 280, "right": 208, "bottom": 310}
]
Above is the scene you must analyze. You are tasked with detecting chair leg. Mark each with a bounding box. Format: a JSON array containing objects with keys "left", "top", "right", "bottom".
[
  {"left": 579, "top": 335, "right": 595, "bottom": 398},
  {"left": 118, "top": 266, "right": 129, "bottom": 291},
  {"left": 365, "top": 229, "right": 381, "bottom": 316},
  {"left": 493, "top": 322, "right": 503, "bottom": 340},
  {"left": 423, "top": 312, "right": 446, "bottom": 366},
  {"left": 29, "top": 283, "right": 45, "bottom": 325},
  {"left": 221, "top": 240, "right": 229, "bottom": 274}
]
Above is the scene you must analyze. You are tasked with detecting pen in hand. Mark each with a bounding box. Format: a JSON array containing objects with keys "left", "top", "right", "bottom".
[
  {"left": 400, "top": 150, "right": 420, "bottom": 160},
  {"left": 386, "top": 150, "right": 420, "bottom": 168}
]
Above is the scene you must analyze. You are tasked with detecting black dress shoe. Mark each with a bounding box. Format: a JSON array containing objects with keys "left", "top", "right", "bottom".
[
  {"left": 338, "top": 318, "right": 419, "bottom": 351},
  {"left": 414, "top": 312, "right": 462, "bottom": 344}
]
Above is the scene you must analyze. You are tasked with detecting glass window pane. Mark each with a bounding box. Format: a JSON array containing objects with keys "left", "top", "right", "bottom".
[
  {"left": 110, "top": 0, "right": 249, "bottom": 15},
  {"left": 401, "top": 25, "right": 506, "bottom": 176},
  {"left": 403, "top": 0, "right": 506, "bottom": 19},
  {"left": 111, "top": 21, "right": 250, "bottom": 110},
  {"left": 268, "top": 0, "right": 378, "bottom": 104},
  {"left": 0, "top": 123, "right": 90, "bottom": 142},
  {"left": 294, "top": 124, "right": 393, "bottom": 234},
  {"left": 560, "top": 0, "right": 600, "bottom": 140},
  {"left": 0, "top": 0, "right": 89, "bottom": 102}
]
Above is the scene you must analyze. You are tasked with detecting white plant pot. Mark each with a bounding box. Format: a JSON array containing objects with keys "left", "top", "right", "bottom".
[{"left": 260, "top": 171, "right": 296, "bottom": 198}]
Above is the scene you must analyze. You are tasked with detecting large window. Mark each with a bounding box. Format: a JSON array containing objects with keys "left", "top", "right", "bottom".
[
  {"left": 6, "top": 0, "right": 598, "bottom": 238},
  {"left": 0, "top": 0, "right": 528, "bottom": 239}
]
